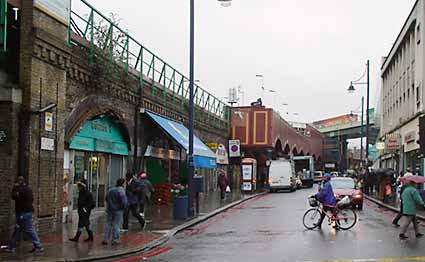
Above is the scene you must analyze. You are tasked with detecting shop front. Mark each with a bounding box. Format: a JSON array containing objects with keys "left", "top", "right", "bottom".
[
  {"left": 64, "top": 116, "right": 129, "bottom": 221},
  {"left": 142, "top": 111, "right": 217, "bottom": 206}
]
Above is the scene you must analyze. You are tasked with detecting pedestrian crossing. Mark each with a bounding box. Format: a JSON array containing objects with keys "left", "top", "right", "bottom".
[{"left": 321, "top": 256, "right": 425, "bottom": 262}]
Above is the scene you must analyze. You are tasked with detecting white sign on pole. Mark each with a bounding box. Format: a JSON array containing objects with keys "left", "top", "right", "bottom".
[
  {"left": 41, "top": 137, "right": 55, "bottom": 151},
  {"left": 216, "top": 144, "right": 229, "bottom": 165},
  {"left": 45, "top": 112, "right": 53, "bottom": 132},
  {"left": 229, "top": 139, "right": 241, "bottom": 157},
  {"left": 376, "top": 142, "right": 385, "bottom": 150},
  {"left": 34, "top": 0, "right": 71, "bottom": 25}
]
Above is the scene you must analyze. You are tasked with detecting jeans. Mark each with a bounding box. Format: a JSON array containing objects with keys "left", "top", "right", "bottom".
[
  {"left": 123, "top": 204, "right": 145, "bottom": 230},
  {"left": 317, "top": 206, "right": 335, "bottom": 227},
  {"left": 103, "top": 210, "right": 123, "bottom": 242},
  {"left": 9, "top": 212, "right": 42, "bottom": 249}
]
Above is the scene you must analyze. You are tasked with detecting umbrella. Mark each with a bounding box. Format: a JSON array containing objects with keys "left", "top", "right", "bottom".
[{"left": 399, "top": 175, "right": 425, "bottom": 184}]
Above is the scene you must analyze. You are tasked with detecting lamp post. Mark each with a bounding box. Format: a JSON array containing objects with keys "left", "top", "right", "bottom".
[
  {"left": 188, "top": 0, "right": 231, "bottom": 217},
  {"left": 348, "top": 60, "right": 370, "bottom": 169}
]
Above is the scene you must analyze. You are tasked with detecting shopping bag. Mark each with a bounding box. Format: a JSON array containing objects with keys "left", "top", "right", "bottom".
[{"left": 225, "top": 185, "right": 231, "bottom": 193}]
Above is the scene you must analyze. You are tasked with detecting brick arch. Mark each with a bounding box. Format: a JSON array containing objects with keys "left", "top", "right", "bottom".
[{"left": 65, "top": 95, "right": 132, "bottom": 148}]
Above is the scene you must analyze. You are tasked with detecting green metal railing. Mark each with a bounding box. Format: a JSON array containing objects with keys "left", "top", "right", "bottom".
[
  {"left": 69, "top": 0, "right": 228, "bottom": 121},
  {"left": 0, "top": 0, "right": 7, "bottom": 52}
]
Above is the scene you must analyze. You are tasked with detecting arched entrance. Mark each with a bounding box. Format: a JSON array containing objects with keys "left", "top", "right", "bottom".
[{"left": 67, "top": 114, "right": 130, "bottom": 209}]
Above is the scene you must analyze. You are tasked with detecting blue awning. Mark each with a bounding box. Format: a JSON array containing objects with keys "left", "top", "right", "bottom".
[{"left": 145, "top": 111, "right": 217, "bottom": 169}]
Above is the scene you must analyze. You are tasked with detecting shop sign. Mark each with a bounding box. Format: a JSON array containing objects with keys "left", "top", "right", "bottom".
[
  {"left": 206, "top": 142, "right": 218, "bottom": 150},
  {"left": 145, "top": 145, "right": 180, "bottom": 160},
  {"left": 385, "top": 133, "right": 401, "bottom": 150},
  {"left": 41, "top": 137, "right": 54, "bottom": 151},
  {"left": 216, "top": 144, "right": 229, "bottom": 165},
  {"left": 325, "top": 163, "right": 335, "bottom": 168},
  {"left": 229, "top": 139, "right": 241, "bottom": 157},
  {"left": 34, "top": 0, "right": 71, "bottom": 25},
  {"left": 376, "top": 142, "right": 385, "bottom": 150},
  {"left": 44, "top": 112, "right": 53, "bottom": 131},
  {"left": 404, "top": 131, "right": 416, "bottom": 143},
  {"left": 0, "top": 129, "right": 6, "bottom": 144}
]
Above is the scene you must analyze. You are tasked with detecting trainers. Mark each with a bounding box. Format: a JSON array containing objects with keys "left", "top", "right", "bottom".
[
  {"left": 416, "top": 233, "right": 424, "bottom": 238},
  {"left": 392, "top": 222, "right": 400, "bottom": 227},
  {"left": 399, "top": 234, "right": 408, "bottom": 240},
  {"left": 139, "top": 213, "right": 145, "bottom": 218},
  {"left": 3, "top": 248, "right": 16, "bottom": 253},
  {"left": 111, "top": 241, "right": 120, "bottom": 246},
  {"left": 120, "top": 229, "right": 128, "bottom": 233},
  {"left": 30, "top": 247, "right": 44, "bottom": 253},
  {"left": 101, "top": 240, "right": 108, "bottom": 245}
]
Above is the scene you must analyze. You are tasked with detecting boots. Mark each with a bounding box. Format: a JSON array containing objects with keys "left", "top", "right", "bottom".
[
  {"left": 69, "top": 231, "right": 81, "bottom": 242},
  {"left": 84, "top": 230, "right": 94, "bottom": 242}
]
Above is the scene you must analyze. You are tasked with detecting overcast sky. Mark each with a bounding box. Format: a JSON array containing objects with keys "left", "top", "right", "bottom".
[{"left": 79, "top": 0, "right": 416, "bottom": 123}]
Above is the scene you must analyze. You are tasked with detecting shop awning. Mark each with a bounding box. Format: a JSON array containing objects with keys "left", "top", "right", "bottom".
[{"left": 145, "top": 111, "right": 217, "bottom": 169}]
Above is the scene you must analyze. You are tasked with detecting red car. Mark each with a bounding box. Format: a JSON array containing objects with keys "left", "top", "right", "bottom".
[{"left": 330, "top": 177, "right": 363, "bottom": 210}]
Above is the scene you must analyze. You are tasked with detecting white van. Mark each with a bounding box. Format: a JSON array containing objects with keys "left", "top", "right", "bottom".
[{"left": 268, "top": 159, "right": 296, "bottom": 192}]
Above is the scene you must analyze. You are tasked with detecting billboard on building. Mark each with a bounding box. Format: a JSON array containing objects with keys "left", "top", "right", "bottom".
[{"left": 313, "top": 114, "right": 358, "bottom": 129}]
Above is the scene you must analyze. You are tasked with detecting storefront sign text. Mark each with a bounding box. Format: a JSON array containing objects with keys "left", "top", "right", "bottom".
[
  {"left": 145, "top": 145, "right": 180, "bottom": 160},
  {"left": 385, "top": 133, "right": 401, "bottom": 150},
  {"left": 404, "top": 131, "right": 416, "bottom": 143}
]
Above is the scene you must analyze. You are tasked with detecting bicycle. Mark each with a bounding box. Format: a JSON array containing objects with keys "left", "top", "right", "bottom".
[{"left": 302, "top": 197, "right": 357, "bottom": 230}]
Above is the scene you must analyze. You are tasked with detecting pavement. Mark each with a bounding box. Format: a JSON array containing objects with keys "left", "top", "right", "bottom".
[
  {"left": 146, "top": 185, "right": 425, "bottom": 262},
  {"left": 364, "top": 192, "right": 425, "bottom": 220},
  {"left": 0, "top": 190, "right": 262, "bottom": 262}
]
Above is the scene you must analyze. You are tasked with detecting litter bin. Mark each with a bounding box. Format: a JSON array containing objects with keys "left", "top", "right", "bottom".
[
  {"left": 173, "top": 195, "right": 189, "bottom": 219},
  {"left": 193, "top": 176, "right": 204, "bottom": 193}
]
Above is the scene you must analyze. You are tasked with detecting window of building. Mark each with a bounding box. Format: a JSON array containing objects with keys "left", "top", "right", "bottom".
[{"left": 417, "top": 23, "right": 421, "bottom": 45}]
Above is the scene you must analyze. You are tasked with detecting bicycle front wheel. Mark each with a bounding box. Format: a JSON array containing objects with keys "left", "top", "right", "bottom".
[
  {"left": 336, "top": 208, "right": 357, "bottom": 230},
  {"left": 303, "top": 208, "right": 321, "bottom": 230}
]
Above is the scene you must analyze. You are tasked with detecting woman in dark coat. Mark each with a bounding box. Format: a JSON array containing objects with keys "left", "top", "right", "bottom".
[{"left": 69, "top": 179, "right": 95, "bottom": 242}]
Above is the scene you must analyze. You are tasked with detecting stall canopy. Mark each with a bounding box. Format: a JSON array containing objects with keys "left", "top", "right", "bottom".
[{"left": 145, "top": 111, "right": 217, "bottom": 169}]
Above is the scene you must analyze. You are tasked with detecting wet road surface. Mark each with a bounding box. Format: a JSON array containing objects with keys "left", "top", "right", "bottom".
[{"left": 142, "top": 186, "right": 425, "bottom": 262}]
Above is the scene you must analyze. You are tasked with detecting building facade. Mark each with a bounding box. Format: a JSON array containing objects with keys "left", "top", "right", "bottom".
[{"left": 380, "top": 0, "right": 425, "bottom": 173}]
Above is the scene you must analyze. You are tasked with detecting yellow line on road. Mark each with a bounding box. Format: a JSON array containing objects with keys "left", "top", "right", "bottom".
[{"left": 321, "top": 257, "right": 425, "bottom": 262}]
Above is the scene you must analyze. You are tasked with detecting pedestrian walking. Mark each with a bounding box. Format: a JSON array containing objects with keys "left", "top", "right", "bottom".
[
  {"left": 69, "top": 179, "right": 95, "bottom": 242},
  {"left": 103, "top": 178, "right": 128, "bottom": 245},
  {"left": 5, "top": 176, "right": 44, "bottom": 253},
  {"left": 137, "top": 171, "right": 154, "bottom": 218},
  {"left": 122, "top": 173, "right": 145, "bottom": 230},
  {"left": 218, "top": 171, "right": 229, "bottom": 200},
  {"left": 392, "top": 171, "right": 413, "bottom": 227},
  {"left": 399, "top": 180, "right": 425, "bottom": 240}
]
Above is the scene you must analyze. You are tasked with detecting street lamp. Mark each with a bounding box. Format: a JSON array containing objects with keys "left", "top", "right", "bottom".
[
  {"left": 348, "top": 60, "right": 370, "bottom": 169},
  {"left": 188, "top": 0, "right": 231, "bottom": 217}
]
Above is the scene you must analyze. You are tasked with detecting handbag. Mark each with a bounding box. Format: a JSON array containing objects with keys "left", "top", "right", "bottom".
[{"left": 225, "top": 185, "right": 231, "bottom": 193}]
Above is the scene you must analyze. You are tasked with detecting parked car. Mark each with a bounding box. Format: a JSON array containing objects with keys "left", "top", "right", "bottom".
[
  {"left": 330, "top": 177, "right": 364, "bottom": 210},
  {"left": 268, "top": 158, "right": 296, "bottom": 192},
  {"left": 314, "top": 171, "right": 324, "bottom": 183}
]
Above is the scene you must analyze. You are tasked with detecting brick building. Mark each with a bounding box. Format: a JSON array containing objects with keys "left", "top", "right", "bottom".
[{"left": 0, "top": 0, "right": 229, "bottom": 241}]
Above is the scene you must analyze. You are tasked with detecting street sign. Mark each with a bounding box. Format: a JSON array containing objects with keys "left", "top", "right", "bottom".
[
  {"left": 41, "top": 137, "right": 55, "bottom": 151},
  {"left": 45, "top": 112, "right": 53, "bottom": 131},
  {"left": 229, "top": 139, "right": 240, "bottom": 157},
  {"left": 216, "top": 144, "right": 229, "bottom": 165}
]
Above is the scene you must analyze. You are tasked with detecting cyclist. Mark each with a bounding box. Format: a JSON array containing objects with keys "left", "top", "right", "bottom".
[{"left": 314, "top": 173, "right": 336, "bottom": 228}]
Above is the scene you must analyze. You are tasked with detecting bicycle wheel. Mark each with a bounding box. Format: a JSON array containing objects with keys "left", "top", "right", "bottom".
[
  {"left": 336, "top": 208, "right": 357, "bottom": 230},
  {"left": 303, "top": 208, "right": 321, "bottom": 230}
]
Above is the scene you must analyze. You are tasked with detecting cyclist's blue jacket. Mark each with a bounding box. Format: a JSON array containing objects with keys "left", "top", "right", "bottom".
[{"left": 315, "top": 180, "right": 336, "bottom": 206}]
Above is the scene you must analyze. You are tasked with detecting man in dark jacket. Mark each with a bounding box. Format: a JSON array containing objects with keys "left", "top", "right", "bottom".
[
  {"left": 6, "top": 176, "right": 43, "bottom": 253},
  {"left": 315, "top": 173, "right": 337, "bottom": 228},
  {"left": 122, "top": 173, "right": 145, "bottom": 230},
  {"left": 69, "top": 179, "right": 95, "bottom": 242},
  {"left": 103, "top": 178, "right": 128, "bottom": 245}
]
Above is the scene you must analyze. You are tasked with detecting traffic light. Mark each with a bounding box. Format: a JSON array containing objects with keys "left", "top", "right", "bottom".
[{"left": 419, "top": 116, "right": 425, "bottom": 155}]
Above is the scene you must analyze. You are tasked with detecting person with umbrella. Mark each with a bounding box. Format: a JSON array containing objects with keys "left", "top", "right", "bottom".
[{"left": 398, "top": 175, "right": 425, "bottom": 240}]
